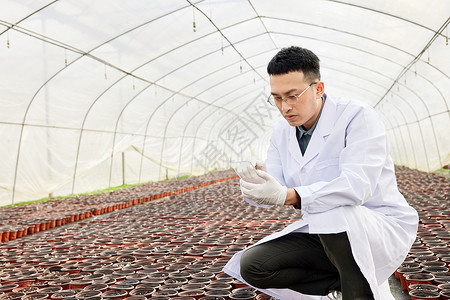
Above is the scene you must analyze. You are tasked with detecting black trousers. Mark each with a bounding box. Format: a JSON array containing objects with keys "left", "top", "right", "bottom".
[{"left": 240, "top": 232, "right": 374, "bottom": 300}]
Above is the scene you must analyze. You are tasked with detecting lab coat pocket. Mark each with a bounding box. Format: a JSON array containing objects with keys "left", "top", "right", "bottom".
[{"left": 309, "top": 158, "right": 340, "bottom": 182}]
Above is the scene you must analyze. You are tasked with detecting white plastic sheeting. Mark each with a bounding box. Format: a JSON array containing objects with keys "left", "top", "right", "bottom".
[{"left": 0, "top": 0, "right": 449, "bottom": 206}]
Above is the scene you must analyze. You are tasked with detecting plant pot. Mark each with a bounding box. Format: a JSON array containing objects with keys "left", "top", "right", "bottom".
[
  {"left": 169, "top": 271, "right": 192, "bottom": 281},
  {"left": 435, "top": 277, "right": 450, "bottom": 285},
  {"left": 61, "top": 266, "right": 80, "bottom": 275},
  {"left": 256, "top": 294, "right": 273, "bottom": 300},
  {"left": 102, "top": 289, "right": 128, "bottom": 299},
  {"left": 151, "top": 289, "right": 178, "bottom": 298},
  {"left": 2, "top": 231, "right": 11, "bottom": 242},
  {"left": 128, "top": 288, "right": 155, "bottom": 297},
  {"left": 0, "top": 284, "right": 19, "bottom": 294},
  {"left": 113, "top": 269, "right": 135, "bottom": 277},
  {"left": 408, "top": 284, "right": 439, "bottom": 292},
  {"left": 140, "top": 278, "right": 165, "bottom": 286},
  {"left": 115, "top": 279, "right": 139, "bottom": 286},
  {"left": 204, "top": 289, "right": 231, "bottom": 298},
  {"left": 125, "top": 297, "right": 148, "bottom": 300},
  {"left": 414, "top": 256, "right": 439, "bottom": 263},
  {"left": 135, "top": 283, "right": 160, "bottom": 291},
  {"left": 94, "top": 269, "right": 114, "bottom": 276},
  {"left": 125, "top": 273, "right": 147, "bottom": 281},
  {"left": 405, "top": 273, "right": 435, "bottom": 291},
  {"left": 409, "top": 290, "right": 440, "bottom": 300},
  {"left": 75, "top": 290, "right": 102, "bottom": 299},
  {"left": 69, "top": 279, "right": 92, "bottom": 289},
  {"left": 0, "top": 292, "right": 24, "bottom": 300},
  {"left": 199, "top": 296, "right": 225, "bottom": 300},
  {"left": 206, "top": 282, "right": 232, "bottom": 292},
  {"left": 38, "top": 286, "right": 62, "bottom": 296},
  {"left": 422, "top": 266, "right": 449, "bottom": 273},
  {"left": 83, "top": 284, "right": 108, "bottom": 292},
  {"left": 164, "top": 277, "right": 188, "bottom": 289},
  {"left": 433, "top": 271, "right": 450, "bottom": 279},
  {"left": 215, "top": 273, "right": 233, "bottom": 281},
  {"left": 420, "top": 261, "right": 447, "bottom": 268},
  {"left": 50, "top": 290, "right": 78, "bottom": 299},
  {"left": 46, "top": 278, "right": 70, "bottom": 290},
  {"left": 177, "top": 289, "right": 205, "bottom": 298},
  {"left": 110, "top": 284, "right": 134, "bottom": 295},
  {"left": 441, "top": 290, "right": 450, "bottom": 300},
  {"left": 438, "top": 283, "right": 450, "bottom": 289},
  {"left": 11, "top": 286, "right": 39, "bottom": 295},
  {"left": 396, "top": 267, "right": 422, "bottom": 291},
  {"left": 229, "top": 290, "right": 257, "bottom": 300},
  {"left": 191, "top": 272, "right": 215, "bottom": 281}
]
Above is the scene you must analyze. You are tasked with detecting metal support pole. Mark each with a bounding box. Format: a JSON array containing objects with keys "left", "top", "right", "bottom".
[{"left": 122, "top": 152, "right": 125, "bottom": 186}]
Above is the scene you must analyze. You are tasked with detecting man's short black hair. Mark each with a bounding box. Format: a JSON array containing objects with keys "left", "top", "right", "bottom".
[{"left": 267, "top": 46, "right": 321, "bottom": 82}]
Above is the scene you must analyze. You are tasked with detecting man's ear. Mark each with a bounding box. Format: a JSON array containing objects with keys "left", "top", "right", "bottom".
[{"left": 315, "top": 81, "right": 325, "bottom": 99}]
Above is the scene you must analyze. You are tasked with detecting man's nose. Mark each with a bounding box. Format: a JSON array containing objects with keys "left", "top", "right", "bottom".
[{"left": 281, "top": 100, "right": 292, "bottom": 112}]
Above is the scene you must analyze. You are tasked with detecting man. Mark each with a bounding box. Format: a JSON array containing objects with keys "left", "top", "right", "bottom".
[{"left": 223, "top": 46, "right": 418, "bottom": 300}]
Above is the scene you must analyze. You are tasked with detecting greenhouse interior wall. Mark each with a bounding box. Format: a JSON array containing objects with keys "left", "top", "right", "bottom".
[
  {"left": 0, "top": 0, "right": 448, "bottom": 207},
  {"left": 0, "top": 1, "right": 449, "bottom": 300}
]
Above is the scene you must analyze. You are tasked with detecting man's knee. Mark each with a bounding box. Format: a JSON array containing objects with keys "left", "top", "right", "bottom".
[
  {"left": 240, "top": 249, "right": 260, "bottom": 284},
  {"left": 240, "top": 248, "right": 271, "bottom": 288}
]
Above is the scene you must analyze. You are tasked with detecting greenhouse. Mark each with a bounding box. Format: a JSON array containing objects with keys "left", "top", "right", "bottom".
[{"left": 0, "top": 1, "right": 449, "bottom": 300}]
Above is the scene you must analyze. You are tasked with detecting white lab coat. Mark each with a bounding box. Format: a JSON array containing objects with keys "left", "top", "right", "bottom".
[{"left": 223, "top": 96, "right": 418, "bottom": 300}]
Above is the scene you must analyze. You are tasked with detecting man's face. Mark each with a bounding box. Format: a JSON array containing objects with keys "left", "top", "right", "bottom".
[{"left": 269, "top": 71, "right": 324, "bottom": 129}]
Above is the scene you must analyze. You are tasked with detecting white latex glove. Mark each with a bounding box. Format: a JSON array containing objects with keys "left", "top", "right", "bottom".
[
  {"left": 240, "top": 170, "right": 287, "bottom": 206},
  {"left": 249, "top": 157, "right": 267, "bottom": 172},
  {"left": 235, "top": 160, "right": 265, "bottom": 184}
]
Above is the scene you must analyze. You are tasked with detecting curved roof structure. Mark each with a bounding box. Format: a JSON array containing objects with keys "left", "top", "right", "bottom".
[{"left": 1, "top": 0, "right": 449, "bottom": 206}]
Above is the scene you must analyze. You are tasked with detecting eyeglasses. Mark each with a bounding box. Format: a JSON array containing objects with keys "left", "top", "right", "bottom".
[{"left": 267, "top": 82, "right": 317, "bottom": 107}]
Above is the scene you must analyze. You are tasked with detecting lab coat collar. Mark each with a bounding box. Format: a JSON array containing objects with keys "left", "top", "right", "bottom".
[{"left": 289, "top": 95, "right": 337, "bottom": 169}]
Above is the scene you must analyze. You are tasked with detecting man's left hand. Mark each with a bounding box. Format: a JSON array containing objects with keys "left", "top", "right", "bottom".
[{"left": 240, "top": 170, "right": 287, "bottom": 206}]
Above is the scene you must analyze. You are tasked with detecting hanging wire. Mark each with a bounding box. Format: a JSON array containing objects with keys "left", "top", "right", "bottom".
[
  {"left": 446, "top": 25, "right": 448, "bottom": 45},
  {"left": 192, "top": 6, "right": 197, "bottom": 32},
  {"left": 6, "top": 31, "right": 10, "bottom": 48},
  {"left": 185, "top": 0, "right": 266, "bottom": 84}
]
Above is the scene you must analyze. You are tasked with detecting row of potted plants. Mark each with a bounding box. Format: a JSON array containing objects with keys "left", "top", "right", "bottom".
[
  {"left": 0, "top": 171, "right": 238, "bottom": 244},
  {"left": 0, "top": 166, "right": 448, "bottom": 300},
  {"left": 0, "top": 172, "right": 300, "bottom": 300},
  {"left": 394, "top": 167, "right": 450, "bottom": 300}
]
